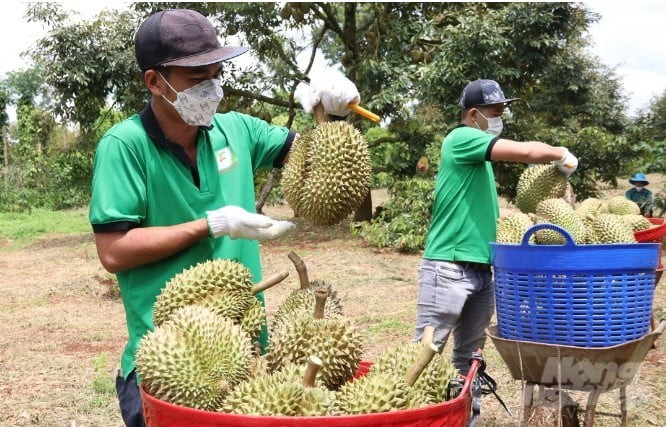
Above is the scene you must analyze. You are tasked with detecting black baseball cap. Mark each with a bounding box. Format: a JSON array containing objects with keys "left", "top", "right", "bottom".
[
  {"left": 134, "top": 9, "right": 248, "bottom": 71},
  {"left": 458, "top": 79, "right": 519, "bottom": 109}
]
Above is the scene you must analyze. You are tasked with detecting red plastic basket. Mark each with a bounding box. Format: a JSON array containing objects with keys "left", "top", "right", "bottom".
[
  {"left": 634, "top": 218, "right": 666, "bottom": 271},
  {"left": 141, "top": 359, "right": 481, "bottom": 427}
]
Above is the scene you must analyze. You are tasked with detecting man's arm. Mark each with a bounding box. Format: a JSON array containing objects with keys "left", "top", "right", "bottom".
[
  {"left": 489, "top": 139, "right": 566, "bottom": 163},
  {"left": 94, "top": 219, "right": 209, "bottom": 274}
]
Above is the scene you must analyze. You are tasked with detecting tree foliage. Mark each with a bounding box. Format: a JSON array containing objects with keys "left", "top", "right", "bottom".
[{"left": 1, "top": 2, "right": 660, "bottom": 229}]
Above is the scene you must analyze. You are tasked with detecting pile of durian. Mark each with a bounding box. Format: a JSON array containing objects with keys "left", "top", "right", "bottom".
[
  {"left": 497, "top": 164, "right": 653, "bottom": 245},
  {"left": 282, "top": 122, "right": 372, "bottom": 226},
  {"left": 136, "top": 252, "right": 457, "bottom": 416}
]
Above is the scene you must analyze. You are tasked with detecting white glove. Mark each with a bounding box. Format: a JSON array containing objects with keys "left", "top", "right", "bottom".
[
  {"left": 206, "top": 205, "right": 295, "bottom": 240},
  {"left": 295, "top": 69, "right": 360, "bottom": 116},
  {"left": 552, "top": 147, "right": 578, "bottom": 177}
]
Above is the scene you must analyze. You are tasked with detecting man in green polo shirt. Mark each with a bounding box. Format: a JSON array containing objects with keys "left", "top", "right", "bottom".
[
  {"left": 89, "top": 9, "right": 361, "bottom": 426},
  {"left": 413, "top": 79, "right": 579, "bottom": 373}
]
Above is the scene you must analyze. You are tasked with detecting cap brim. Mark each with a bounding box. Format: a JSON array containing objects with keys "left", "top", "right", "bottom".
[
  {"left": 162, "top": 46, "right": 249, "bottom": 67},
  {"left": 630, "top": 180, "right": 649, "bottom": 185},
  {"left": 478, "top": 97, "right": 521, "bottom": 106}
]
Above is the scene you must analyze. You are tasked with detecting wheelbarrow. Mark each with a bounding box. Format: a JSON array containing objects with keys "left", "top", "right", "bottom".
[{"left": 487, "top": 321, "right": 665, "bottom": 426}]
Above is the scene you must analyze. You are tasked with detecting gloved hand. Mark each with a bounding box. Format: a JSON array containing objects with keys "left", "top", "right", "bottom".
[
  {"left": 295, "top": 69, "right": 360, "bottom": 117},
  {"left": 206, "top": 205, "right": 295, "bottom": 240},
  {"left": 552, "top": 147, "right": 578, "bottom": 177}
]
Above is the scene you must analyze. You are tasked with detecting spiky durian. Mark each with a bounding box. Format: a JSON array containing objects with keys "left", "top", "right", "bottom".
[
  {"left": 592, "top": 214, "right": 637, "bottom": 243},
  {"left": 267, "top": 288, "right": 363, "bottom": 390},
  {"left": 576, "top": 198, "right": 604, "bottom": 219},
  {"left": 496, "top": 212, "right": 535, "bottom": 244},
  {"left": 153, "top": 259, "right": 253, "bottom": 326},
  {"left": 282, "top": 122, "right": 372, "bottom": 225},
  {"left": 331, "top": 343, "right": 439, "bottom": 414},
  {"left": 371, "top": 344, "right": 456, "bottom": 404},
  {"left": 607, "top": 196, "right": 641, "bottom": 215},
  {"left": 153, "top": 259, "right": 288, "bottom": 341},
  {"left": 221, "top": 356, "right": 334, "bottom": 416},
  {"left": 622, "top": 214, "right": 652, "bottom": 232},
  {"left": 534, "top": 198, "right": 586, "bottom": 244},
  {"left": 274, "top": 252, "right": 343, "bottom": 326},
  {"left": 515, "top": 164, "right": 568, "bottom": 214},
  {"left": 136, "top": 305, "right": 253, "bottom": 410}
]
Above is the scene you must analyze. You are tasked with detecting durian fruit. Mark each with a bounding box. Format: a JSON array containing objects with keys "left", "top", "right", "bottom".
[
  {"left": 534, "top": 198, "right": 586, "bottom": 244},
  {"left": 370, "top": 327, "right": 457, "bottom": 404},
  {"left": 221, "top": 355, "right": 334, "bottom": 416},
  {"left": 592, "top": 214, "right": 637, "bottom": 243},
  {"left": 136, "top": 305, "right": 253, "bottom": 410},
  {"left": 273, "top": 251, "right": 343, "bottom": 326},
  {"left": 607, "top": 196, "right": 641, "bottom": 215},
  {"left": 282, "top": 121, "right": 372, "bottom": 226},
  {"left": 576, "top": 198, "right": 604, "bottom": 219},
  {"left": 496, "top": 212, "right": 535, "bottom": 244},
  {"left": 515, "top": 164, "right": 568, "bottom": 214},
  {"left": 622, "top": 214, "right": 652, "bottom": 232},
  {"left": 153, "top": 259, "right": 288, "bottom": 341},
  {"left": 331, "top": 342, "right": 439, "bottom": 414},
  {"left": 267, "top": 287, "right": 363, "bottom": 390}
]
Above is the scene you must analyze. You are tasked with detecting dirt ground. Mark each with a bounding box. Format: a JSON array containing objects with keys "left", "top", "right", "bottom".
[{"left": 1, "top": 187, "right": 665, "bottom": 426}]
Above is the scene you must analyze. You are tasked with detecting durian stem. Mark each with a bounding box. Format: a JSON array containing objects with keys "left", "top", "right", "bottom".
[
  {"left": 313, "top": 103, "right": 329, "bottom": 125},
  {"left": 421, "top": 325, "right": 435, "bottom": 346},
  {"left": 404, "top": 342, "right": 438, "bottom": 386},
  {"left": 288, "top": 251, "right": 310, "bottom": 290},
  {"left": 313, "top": 287, "right": 328, "bottom": 319},
  {"left": 302, "top": 355, "right": 323, "bottom": 388},
  {"left": 251, "top": 271, "right": 289, "bottom": 294}
]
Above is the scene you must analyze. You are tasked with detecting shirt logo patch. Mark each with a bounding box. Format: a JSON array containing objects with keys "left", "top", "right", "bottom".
[{"left": 215, "top": 147, "right": 238, "bottom": 173}]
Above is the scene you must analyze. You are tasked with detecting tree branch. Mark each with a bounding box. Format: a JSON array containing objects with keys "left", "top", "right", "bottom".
[
  {"left": 311, "top": 3, "right": 344, "bottom": 40},
  {"left": 223, "top": 86, "right": 293, "bottom": 109}
]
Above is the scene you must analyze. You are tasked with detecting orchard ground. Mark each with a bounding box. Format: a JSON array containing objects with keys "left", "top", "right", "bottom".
[{"left": 1, "top": 176, "right": 665, "bottom": 426}]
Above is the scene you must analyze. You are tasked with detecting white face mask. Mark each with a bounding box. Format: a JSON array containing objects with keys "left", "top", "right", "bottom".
[
  {"left": 635, "top": 186, "right": 644, "bottom": 192},
  {"left": 159, "top": 73, "right": 224, "bottom": 127},
  {"left": 476, "top": 110, "right": 503, "bottom": 136}
]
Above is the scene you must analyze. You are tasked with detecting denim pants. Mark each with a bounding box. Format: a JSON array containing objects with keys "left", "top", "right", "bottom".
[
  {"left": 413, "top": 259, "right": 495, "bottom": 373},
  {"left": 116, "top": 369, "right": 145, "bottom": 427}
]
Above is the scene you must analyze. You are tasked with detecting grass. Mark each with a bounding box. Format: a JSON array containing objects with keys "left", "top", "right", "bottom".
[
  {"left": 0, "top": 207, "right": 90, "bottom": 250},
  {"left": 81, "top": 354, "right": 116, "bottom": 414}
]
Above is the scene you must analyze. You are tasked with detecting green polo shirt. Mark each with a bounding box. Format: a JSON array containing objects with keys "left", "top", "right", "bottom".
[
  {"left": 423, "top": 126, "right": 499, "bottom": 264},
  {"left": 89, "top": 104, "right": 292, "bottom": 380}
]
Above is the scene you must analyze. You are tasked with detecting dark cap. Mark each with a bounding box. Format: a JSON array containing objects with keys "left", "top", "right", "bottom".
[
  {"left": 459, "top": 79, "right": 519, "bottom": 109},
  {"left": 134, "top": 9, "right": 248, "bottom": 71}
]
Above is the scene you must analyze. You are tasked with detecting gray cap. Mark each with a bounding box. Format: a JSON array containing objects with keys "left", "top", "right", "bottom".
[
  {"left": 459, "top": 79, "right": 519, "bottom": 109},
  {"left": 134, "top": 9, "right": 248, "bottom": 71}
]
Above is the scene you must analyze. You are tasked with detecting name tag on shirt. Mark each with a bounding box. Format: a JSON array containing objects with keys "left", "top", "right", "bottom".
[{"left": 215, "top": 147, "right": 238, "bottom": 173}]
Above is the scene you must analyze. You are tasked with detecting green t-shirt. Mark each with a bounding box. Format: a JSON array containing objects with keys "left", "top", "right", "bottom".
[
  {"left": 89, "top": 106, "right": 290, "bottom": 379},
  {"left": 423, "top": 126, "right": 499, "bottom": 264}
]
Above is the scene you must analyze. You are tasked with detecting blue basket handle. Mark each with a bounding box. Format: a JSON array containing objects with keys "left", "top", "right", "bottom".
[{"left": 521, "top": 223, "right": 577, "bottom": 247}]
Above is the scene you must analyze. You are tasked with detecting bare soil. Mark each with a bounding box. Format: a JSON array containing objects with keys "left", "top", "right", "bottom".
[{"left": 0, "top": 187, "right": 664, "bottom": 426}]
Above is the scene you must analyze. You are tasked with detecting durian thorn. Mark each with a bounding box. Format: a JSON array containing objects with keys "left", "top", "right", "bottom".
[
  {"left": 251, "top": 271, "right": 289, "bottom": 294},
  {"left": 313, "top": 287, "right": 329, "bottom": 319},
  {"left": 287, "top": 251, "right": 311, "bottom": 290},
  {"left": 404, "top": 342, "right": 438, "bottom": 387},
  {"left": 302, "top": 355, "right": 323, "bottom": 388},
  {"left": 421, "top": 325, "right": 435, "bottom": 346}
]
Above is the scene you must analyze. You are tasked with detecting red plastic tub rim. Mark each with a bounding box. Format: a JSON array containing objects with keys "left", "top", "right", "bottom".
[{"left": 140, "top": 358, "right": 481, "bottom": 427}]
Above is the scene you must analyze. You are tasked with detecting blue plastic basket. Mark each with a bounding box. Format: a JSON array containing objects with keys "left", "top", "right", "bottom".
[{"left": 491, "top": 223, "right": 660, "bottom": 347}]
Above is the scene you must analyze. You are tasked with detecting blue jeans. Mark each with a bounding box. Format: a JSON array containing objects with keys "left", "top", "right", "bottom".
[
  {"left": 413, "top": 259, "right": 495, "bottom": 373},
  {"left": 116, "top": 369, "right": 145, "bottom": 427}
]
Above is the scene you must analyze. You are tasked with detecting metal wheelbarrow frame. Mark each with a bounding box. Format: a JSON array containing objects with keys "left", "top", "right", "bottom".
[{"left": 487, "top": 320, "right": 665, "bottom": 426}]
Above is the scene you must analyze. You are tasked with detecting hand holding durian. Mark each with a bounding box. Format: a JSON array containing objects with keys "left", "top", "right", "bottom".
[{"left": 282, "top": 71, "right": 374, "bottom": 226}]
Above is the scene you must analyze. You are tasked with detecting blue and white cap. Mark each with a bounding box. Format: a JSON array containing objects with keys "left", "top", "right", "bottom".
[{"left": 458, "top": 79, "right": 519, "bottom": 109}]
